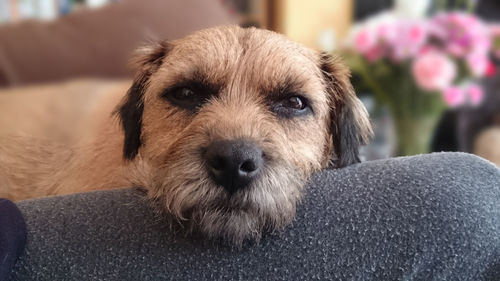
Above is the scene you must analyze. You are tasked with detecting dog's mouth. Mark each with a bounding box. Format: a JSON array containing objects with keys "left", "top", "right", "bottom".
[
  {"left": 184, "top": 186, "right": 255, "bottom": 214},
  {"left": 178, "top": 194, "right": 267, "bottom": 244},
  {"left": 182, "top": 204, "right": 253, "bottom": 223}
]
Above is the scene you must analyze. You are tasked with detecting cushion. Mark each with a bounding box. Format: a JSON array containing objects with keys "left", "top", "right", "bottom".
[
  {"left": 0, "top": 0, "right": 234, "bottom": 87},
  {"left": 10, "top": 152, "right": 500, "bottom": 280}
]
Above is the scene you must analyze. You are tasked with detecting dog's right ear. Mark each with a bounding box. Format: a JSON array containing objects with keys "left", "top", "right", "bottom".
[{"left": 115, "top": 42, "right": 171, "bottom": 160}]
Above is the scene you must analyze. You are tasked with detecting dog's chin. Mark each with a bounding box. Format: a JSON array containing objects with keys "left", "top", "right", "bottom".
[
  {"left": 129, "top": 156, "right": 306, "bottom": 246},
  {"left": 168, "top": 178, "right": 303, "bottom": 246},
  {"left": 186, "top": 203, "right": 268, "bottom": 245},
  {"left": 185, "top": 181, "right": 298, "bottom": 244}
]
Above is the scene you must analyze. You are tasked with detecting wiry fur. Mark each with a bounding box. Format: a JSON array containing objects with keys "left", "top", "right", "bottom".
[{"left": 0, "top": 25, "right": 372, "bottom": 245}]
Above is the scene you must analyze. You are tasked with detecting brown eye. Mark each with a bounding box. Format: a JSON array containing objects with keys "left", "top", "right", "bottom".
[
  {"left": 271, "top": 95, "right": 312, "bottom": 118},
  {"left": 167, "top": 87, "right": 203, "bottom": 110},
  {"left": 283, "top": 96, "right": 305, "bottom": 110},
  {"left": 162, "top": 82, "right": 218, "bottom": 111},
  {"left": 173, "top": 87, "right": 195, "bottom": 100}
]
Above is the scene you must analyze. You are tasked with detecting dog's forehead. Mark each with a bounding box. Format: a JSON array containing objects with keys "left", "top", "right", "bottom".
[{"left": 159, "top": 26, "right": 324, "bottom": 94}]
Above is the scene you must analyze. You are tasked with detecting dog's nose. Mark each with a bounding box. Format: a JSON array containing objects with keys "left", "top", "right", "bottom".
[{"left": 205, "top": 140, "right": 263, "bottom": 194}]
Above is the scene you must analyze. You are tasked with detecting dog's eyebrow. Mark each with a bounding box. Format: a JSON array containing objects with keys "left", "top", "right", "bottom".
[
  {"left": 262, "top": 76, "right": 307, "bottom": 99},
  {"left": 185, "top": 70, "right": 223, "bottom": 90},
  {"left": 165, "top": 70, "right": 222, "bottom": 94},
  {"left": 190, "top": 70, "right": 214, "bottom": 84}
]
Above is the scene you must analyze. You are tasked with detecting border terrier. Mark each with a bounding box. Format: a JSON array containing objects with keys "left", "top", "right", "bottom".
[{"left": 0, "top": 25, "right": 372, "bottom": 244}]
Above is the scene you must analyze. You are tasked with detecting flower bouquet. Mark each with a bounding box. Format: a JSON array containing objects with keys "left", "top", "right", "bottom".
[{"left": 343, "top": 11, "right": 497, "bottom": 156}]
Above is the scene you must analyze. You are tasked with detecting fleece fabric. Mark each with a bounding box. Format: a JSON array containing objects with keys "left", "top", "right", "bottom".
[{"left": 10, "top": 152, "right": 500, "bottom": 280}]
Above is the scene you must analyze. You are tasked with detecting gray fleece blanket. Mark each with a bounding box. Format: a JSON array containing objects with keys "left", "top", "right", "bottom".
[{"left": 10, "top": 152, "right": 500, "bottom": 280}]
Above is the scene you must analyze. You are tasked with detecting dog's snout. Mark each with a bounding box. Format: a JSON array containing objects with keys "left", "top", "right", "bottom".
[{"left": 205, "top": 140, "right": 263, "bottom": 194}]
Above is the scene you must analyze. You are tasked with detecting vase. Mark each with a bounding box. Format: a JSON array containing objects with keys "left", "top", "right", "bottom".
[
  {"left": 392, "top": 112, "right": 443, "bottom": 156},
  {"left": 387, "top": 90, "right": 445, "bottom": 156}
]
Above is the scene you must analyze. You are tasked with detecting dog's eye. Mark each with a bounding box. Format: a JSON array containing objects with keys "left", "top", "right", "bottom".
[
  {"left": 162, "top": 84, "right": 214, "bottom": 111},
  {"left": 283, "top": 96, "right": 305, "bottom": 110},
  {"left": 271, "top": 95, "right": 311, "bottom": 118},
  {"left": 172, "top": 87, "right": 195, "bottom": 100}
]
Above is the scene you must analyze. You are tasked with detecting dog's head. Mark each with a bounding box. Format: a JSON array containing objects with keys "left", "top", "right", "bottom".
[{"left": 116, "top": 26, "right": 372, "bottom": 245}]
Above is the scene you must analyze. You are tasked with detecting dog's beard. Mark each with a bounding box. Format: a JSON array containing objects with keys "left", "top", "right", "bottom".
[{"left": 129, "top": 147, "right": 306, "bottom": 246}]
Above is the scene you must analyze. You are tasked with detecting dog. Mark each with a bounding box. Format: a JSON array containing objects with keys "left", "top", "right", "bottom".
[{"left": 0, "top": 25, "right": 372, "bottom": 244}]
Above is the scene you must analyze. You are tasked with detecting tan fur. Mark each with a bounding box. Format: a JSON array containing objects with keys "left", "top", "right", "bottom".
[
  {"left": 0, "top": 26, "right": 372, "bottom": 244},
  {"left": 0, "top": 79, "right": 131, "bottom": 200}
]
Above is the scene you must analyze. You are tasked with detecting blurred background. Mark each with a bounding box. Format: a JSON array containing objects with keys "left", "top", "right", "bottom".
[{"left": 0, "top": 0, "right": 499, "bottom": 165}]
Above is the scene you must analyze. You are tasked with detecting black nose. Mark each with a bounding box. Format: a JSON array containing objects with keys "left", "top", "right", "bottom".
[{"left": 205, "top": 140, "right": 263, "bottom": 194}]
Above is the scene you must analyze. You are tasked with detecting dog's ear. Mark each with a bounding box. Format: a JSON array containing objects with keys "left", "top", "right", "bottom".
[
  {"left": 320, "top": 53, "right": 373, "bottom": 168},
  {"left": 115, "top": 42, "right": 171, "bottom": 160}
]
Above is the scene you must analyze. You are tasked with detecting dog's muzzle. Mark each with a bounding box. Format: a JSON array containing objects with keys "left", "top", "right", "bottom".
[{"left": 204, "top": 139, "right": 263, "bottom": 194}]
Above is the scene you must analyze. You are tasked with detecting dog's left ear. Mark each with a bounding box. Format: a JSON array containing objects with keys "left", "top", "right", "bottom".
[
  {"left": 115, "top": 42, "right": 171, "bottom": 160},
  {"left": 320, "top": 53, "right": 373, "bottom": 168}
]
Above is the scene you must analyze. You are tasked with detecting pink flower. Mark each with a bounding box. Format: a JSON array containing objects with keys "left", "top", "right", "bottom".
[
  {"left": 486, "top": 61, "right": 497, "bottom": 77},
  {"left": 490, "top": 24, "right": 500, "bottom": 36},
  {"left": 365, "top": 46, "right": 384, "bottom": 62},
  {"left": 377, "top": 23, "right": 397, "bottom": 42},
  {"left": 443, "top": 86, "right": 466, "bottom": 107},
  {"left": 442, "top": 84, "right": 483, "bottom": 107},
  {"left": 412, "top": 51, "right": 456, "bottom": 91},
  {"left": 354, "top": 29, "right": 377, "bottom": 53},
  {"left": 391, "top": 20, "right": 428, "bottom": 61},
  {"left": 471, "top": 37, "right": 492, "bottom": 56},
  {"left": 466, "top": 52, "right": 489, "bottom": 77},
  {"left": 418, "top": 45, "right": 435, "bottom": 55},
  {"left": 447, "top": 43, "right": 467, "bottom": 57},
  {"left": 431, "top": 12, "right": 491, "bottom": 59},
  {"left": 408, "top": 24, "right": 426, "bottom": 44},
  {"left": 466, "top": 84, "right": 484, "bottom": 106}
]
